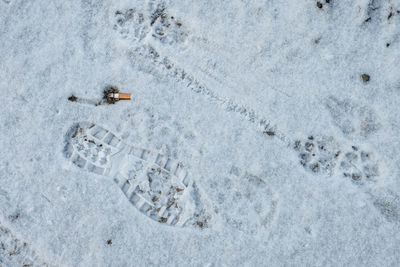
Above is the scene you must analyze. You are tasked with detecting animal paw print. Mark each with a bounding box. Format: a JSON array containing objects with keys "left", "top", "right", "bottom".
[
  {"left": 339, "top": 146, "right": 379, "bottom": 182},
  {"left": 149, "top": 5, "right": 188, "bottom": 46},
  {"left": 112, "top": 3, "right": 188, "bottom": 48},
  {"left": 294, "top": 135, "right": 340, "bottom": 174},
  {"left": 325, "top": 96, "right": 380, "bottom": 139},
  {"left": 188, "top": 208, "right": 211, "bottom": 229},
  {"left": 362, "top": 0, "right": 400, "bottom": 24},
  {"left": 113, "top": 8, "right": 149, "bottom": 42},
  {"left": 0, "top": 225, "right": 49, "bottom": 266},
  {"left": 211, "top": 166, "right": 278, "bottom": 235},
  {"left": 373, "top": 191, "right": 400, "bottom": 222}
]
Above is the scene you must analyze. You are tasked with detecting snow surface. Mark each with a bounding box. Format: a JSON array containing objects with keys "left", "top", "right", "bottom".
[{"left": 1, "top": 0, "right": 400, "bottom": 266}]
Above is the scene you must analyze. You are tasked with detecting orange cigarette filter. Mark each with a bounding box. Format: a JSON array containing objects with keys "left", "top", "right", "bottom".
[
  {"left": 107, "top": 93, "right": 131, "bottom": 100},
  {"left": 119, "top": 93, "right": 131, "bottom": 100}
]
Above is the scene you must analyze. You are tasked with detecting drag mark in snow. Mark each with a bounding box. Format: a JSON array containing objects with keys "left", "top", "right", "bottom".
[
  {"left": 64, "top": 122, "right": 210, "bottom": 228},
  {"left": 127, "top": 44, "right": 292, "bottom": 147},
  {"left": 67, "top": 95, "right": 101, "bottom": 106}
]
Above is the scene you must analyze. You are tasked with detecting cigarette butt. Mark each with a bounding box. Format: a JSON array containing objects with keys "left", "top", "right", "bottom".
[{"left": 119, "top": 93, "right": 131, "bottom": 100}]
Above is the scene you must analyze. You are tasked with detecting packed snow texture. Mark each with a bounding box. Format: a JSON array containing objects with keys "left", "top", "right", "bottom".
[{"left": 1, "top": 0, "right": 400, "bottom": 266}]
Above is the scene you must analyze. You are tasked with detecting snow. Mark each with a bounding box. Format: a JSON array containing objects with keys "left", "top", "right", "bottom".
[{"left": 1, "top": 0, "right": 400, "bottom": 266}]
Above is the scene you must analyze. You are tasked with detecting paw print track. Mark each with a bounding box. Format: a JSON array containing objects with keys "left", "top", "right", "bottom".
[
  {"left": 64, "top": 122, "right": 205, "bottom": 228},
  {"left": 149, "top": 4, "right": 188, "bottom": 45},
  {"left": 325, "top": 96, "right": 381, "bottom": 139},
  {"left": 339, "top": 146, "right": 379, "bottom": 182},
  {"left": 364, "top": 0, "right": 382, "bottom": 23},
  {"left": 294, "top": 135, "right": 381, "bottom": 181},
  {"left": 362, "top": 0, "right": 398, "bottom": 24},
  {"left": 210, "top": 166, "right": 279, "bottom": 235},
  {"left": 294, "top": 135, "right": 340, "bottom": 175},
  {"left": 182, "top": 183, "right": 211, "bottom": 229},
  {"left": 373, "top": 191, "right": 400, "bottom": 223},
  {"left": 113, "top": 8, "right": 149, "bottom": 42},
  {"left": 113, "top": 4, "right": 187, "bottom": 47},
  {"left": 0, "top": 225, "right": 49, "bottom": 266},
  {"left": 111, "top": 5, "right": 387, "bottom": 218}
]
